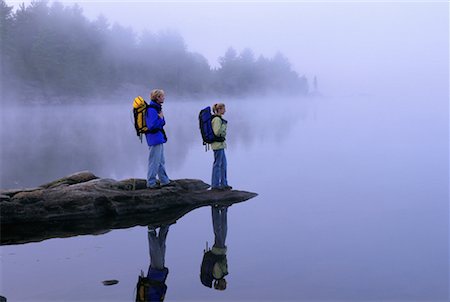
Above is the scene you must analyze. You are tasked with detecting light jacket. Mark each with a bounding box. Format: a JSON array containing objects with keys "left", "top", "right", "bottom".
[
  {"left": 211, "top": 246, "right": 228, "bottom": 279},
  {"left": 211, "top": 116, "right": 227, "bottom": 150},
  {"left": 145, "top": 101, "right": 167, "bottom": 146}
]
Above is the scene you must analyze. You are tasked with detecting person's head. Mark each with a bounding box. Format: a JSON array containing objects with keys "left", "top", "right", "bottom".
[
  {"left": 150, "top": 89, "right": 165, "bottom": 104},
  {"left": 212, "top": 103, "right": 226, "bottom": 115},
  {"left": 213, "top": 278, "right": 227, "bottom": 290}
]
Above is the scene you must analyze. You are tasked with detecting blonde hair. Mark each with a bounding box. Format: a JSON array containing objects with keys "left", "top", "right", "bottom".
[
  {"left": 212, "top": 103, "right": 225, "bottom": 114},
  {"left": 150, "top": 89, "right": 165, "bottom": 102},
  {"left": 214, "top": 278, "right": 227, "bottom": 290}
]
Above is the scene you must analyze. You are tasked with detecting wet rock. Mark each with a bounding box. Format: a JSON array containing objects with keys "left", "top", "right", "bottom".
[
  {"left": 39, "top": 171, "right": 98, "bottom": 189},
  {"left": 0, "top": 171, "right": 257, "bottom": 245},
  {"left": 102, "top": 280, "right": 119, "bottom": 286},
  {"left": 0, "top": 194, "right": 10, "bottom": 202}
]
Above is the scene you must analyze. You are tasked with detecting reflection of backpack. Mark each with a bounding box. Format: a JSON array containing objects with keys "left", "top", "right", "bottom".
[
  {"left": 135, "top": 269, "right": 168, "bottom": 302},
  {"left": 200, "top": 246, "right": 225, "bottom": 288},
  {"left": 199, "top": 107, "right": 225, "bottom": 147},
  {"left": 133, "top": 96, "right": 149, "bottom": 141}
]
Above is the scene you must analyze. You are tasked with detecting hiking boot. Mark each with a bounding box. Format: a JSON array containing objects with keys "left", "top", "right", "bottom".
[
  {"left": 223, "top": 185, "right": 233, "bottom": 190},
  {"left": 147, "top": 184, "right": 161, "bottom": 190},
  {"left": 148, "top": 225, "right": 158, "bottom": 231},
  {"left": 210, "top": 187, "right": 223, "bottom": 191},
  {"left": 160, "top": 180, "right": 175, "bottom": 187}
]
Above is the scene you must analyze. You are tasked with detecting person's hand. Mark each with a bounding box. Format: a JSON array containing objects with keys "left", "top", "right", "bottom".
[{"left": 158, "top": 111, "right": 164, "bottom": 119}]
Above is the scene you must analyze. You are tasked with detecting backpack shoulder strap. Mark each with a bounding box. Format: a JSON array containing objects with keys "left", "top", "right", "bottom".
[
  {"left": 211, "top": 115, "right": 224, "bottom": 126},
  {"left": 148, "top": 103, "right": 160, "bottom": 113}
]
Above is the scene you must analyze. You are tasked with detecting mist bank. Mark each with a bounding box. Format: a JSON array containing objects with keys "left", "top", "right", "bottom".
[
  {"left": 0, "top": 96, "right": 313, "bottom": 188},
  {"left": 1, "top": 1, "right": 309, "bottom": 103}
]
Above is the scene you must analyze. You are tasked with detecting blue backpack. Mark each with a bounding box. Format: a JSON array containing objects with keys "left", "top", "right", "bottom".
[{"left": 199, "top": 107, "right": 225, "bottom": 147}]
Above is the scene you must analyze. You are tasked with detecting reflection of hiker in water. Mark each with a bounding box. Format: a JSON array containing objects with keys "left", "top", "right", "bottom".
[
  {"left": 200, "top": 205, "right": 229, "bottom": 290},
  {"left": 136, "top": 225, "right": 170, "bottom": 302}
]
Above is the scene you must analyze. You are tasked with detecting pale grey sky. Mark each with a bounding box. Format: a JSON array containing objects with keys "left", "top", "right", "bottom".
[{"left": 5, "top": 0, "right": 449, "bottom": 96}]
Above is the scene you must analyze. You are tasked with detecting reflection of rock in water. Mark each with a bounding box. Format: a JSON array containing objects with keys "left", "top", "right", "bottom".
[{"left": 0, "top": 171, "right": 257, "bottom": 245}]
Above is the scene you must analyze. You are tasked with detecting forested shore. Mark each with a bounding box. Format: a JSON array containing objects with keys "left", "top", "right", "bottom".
[{"left": 1, "top": 1, "right": 309, "bottom": 102}]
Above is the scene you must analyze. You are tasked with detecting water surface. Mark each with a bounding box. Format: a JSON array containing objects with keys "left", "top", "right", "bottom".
[{"left": 1, "top": 95, "right": 448, "bottom": 301}]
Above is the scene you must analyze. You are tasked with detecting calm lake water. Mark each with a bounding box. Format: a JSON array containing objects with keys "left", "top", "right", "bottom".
[{"left": 1, "top": 95, "right": 448, "bottom": 301}]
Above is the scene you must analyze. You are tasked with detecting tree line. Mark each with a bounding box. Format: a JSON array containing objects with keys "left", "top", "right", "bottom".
[{"left": 0, "top": 1, "right": 309, "bottom": 101}]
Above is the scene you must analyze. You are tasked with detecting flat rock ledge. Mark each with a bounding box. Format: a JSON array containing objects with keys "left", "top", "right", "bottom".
[{"left": 0, "top": 171, "right": 257, "bottom": 245}]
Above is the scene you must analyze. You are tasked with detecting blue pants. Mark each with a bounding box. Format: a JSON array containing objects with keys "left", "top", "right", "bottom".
[
  {"left": 147, "top": 144, "right": 169, "bottom": 187},
  {"left": 212, "top": 149, "right": 228, "bottom": 189},
  {"left": 148, "top": 225, "right": 170, "bottom": 270},
  {"left": 212, "top": 206, "right": 228, "bottom": 248}
]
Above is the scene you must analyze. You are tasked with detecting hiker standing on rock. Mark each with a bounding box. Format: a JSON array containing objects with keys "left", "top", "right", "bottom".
[
  {"left": 211, "top": 103, "right": 232, "bottom": 191},
  {"left": 145, "top": 89, "right": 171, "bottom": 189}
]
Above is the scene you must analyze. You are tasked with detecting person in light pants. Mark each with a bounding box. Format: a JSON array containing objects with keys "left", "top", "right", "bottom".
[
  {"left": 145, "top": 89, "right": 170, "bottom": 189},
  {"left": 211, "top": 205, "right": 229, "bottom": 290}
]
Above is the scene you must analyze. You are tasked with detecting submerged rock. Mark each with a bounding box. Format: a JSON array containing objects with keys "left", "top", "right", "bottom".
[
  {"left": 0, "top": 171, "right": 257, "bottom": 245},
  {"left": 102, "top": 280, "right": 119, "bottom": 286}
]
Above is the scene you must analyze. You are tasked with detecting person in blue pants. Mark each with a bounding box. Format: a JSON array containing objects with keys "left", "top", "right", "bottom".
[
  {"left": 136, "top": 224, "right": 170, "bottom": 302},
  {"left": 200, "top": 205, "right": 229, "bottom": 290},
  {"left": 145, "top": 89, "right": 171, "bottom": 189},
  {"left": 211, "top": 103, "right": 232, "bottom": 191}
]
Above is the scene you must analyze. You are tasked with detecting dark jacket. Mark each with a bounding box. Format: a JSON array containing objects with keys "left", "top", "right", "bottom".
[{"left": 147, "top": 266, "right": 169, "bottom": 301}]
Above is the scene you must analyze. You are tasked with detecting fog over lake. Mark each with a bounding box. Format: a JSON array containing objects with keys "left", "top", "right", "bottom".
[{"left": 0, "top": 1, "right": 448, "bottom": 301}]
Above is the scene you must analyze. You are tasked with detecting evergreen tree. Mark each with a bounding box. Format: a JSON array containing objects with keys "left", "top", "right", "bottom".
[
  {"left": 1, "top": 1, "right": 308, "bottom": 101},
  {"left": 0, "top": 0, "right": 14, "bottom": 92}
]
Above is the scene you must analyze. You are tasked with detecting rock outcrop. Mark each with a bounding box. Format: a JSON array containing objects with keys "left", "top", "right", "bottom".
[{"left": 0, "top": 171, "right": 257, "bottom": 245}]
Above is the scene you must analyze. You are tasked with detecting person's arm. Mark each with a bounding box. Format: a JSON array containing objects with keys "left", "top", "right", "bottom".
[
  {"left": 146, "top": 108, "right": 165, "bottom": 131},
  {"left": 212, "top": 117, "right": 223, "bottom": 137}
]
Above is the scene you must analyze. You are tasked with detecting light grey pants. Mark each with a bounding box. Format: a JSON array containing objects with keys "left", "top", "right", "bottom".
[
  {"left": 148, "top": 225, "right": 170, "bottom": 269},
  {"left": 212, "top": 206, "right": 228, "bottom": 248}
]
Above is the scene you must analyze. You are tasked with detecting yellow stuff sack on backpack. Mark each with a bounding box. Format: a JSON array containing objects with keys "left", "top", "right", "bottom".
[{"left": 133, "top": 96, "right": 149, "bottom": 140}]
